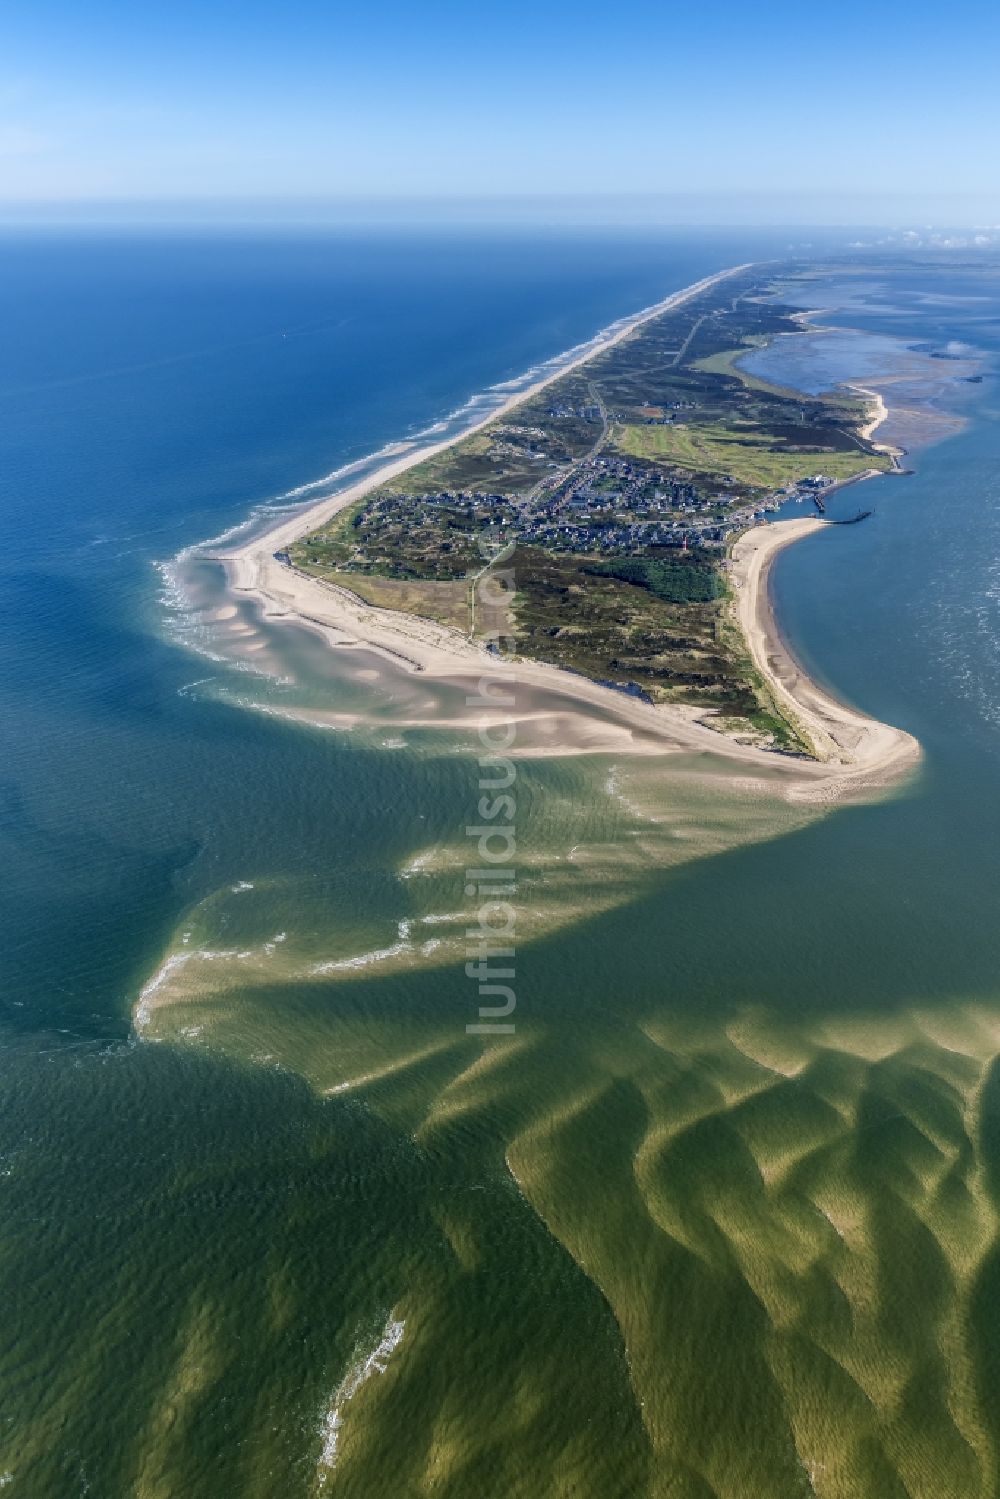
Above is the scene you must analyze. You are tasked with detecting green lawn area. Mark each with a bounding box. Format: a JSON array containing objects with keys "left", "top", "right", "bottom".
[{"left": 615, "top": 420, "right": 885, "bottom": 490}]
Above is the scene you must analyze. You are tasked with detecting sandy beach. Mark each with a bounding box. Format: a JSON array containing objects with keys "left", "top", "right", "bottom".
[
  {"left": 848, "top": 383, "right": 905, "bottom": 463},
  {"left": 219, "top": 268, "right": 920, "bottom": 798},
  {"left": 727, "top": 518, "right": 919, "bottom": 783}
]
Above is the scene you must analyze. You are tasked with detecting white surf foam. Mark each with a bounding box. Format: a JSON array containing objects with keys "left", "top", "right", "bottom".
[
  {"left": 133, "top": 950, "right": 196, "bottom": 1031},
  {"left": 316, "top": 1316, "right": 405, "bottom": 1482},
  {"left": 311, "top": 920, "right": 412, "bottom": 974}
]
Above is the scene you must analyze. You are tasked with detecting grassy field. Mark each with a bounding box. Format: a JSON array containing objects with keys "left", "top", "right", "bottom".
[
  {"left": 616, "top": 420, "right": 886, "bottom": 490},
  {"left": 290, "top": 563, "right": 472, "bottom": 633}
]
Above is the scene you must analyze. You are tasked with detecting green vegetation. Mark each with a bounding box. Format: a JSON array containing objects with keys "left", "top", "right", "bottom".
[
  {"left": 582, "top": 551, "right": 722, "bottom": 603},
  {"left": 510, "top": 546, "right": 759, "bottom": 715},
  {"left": 615, "top": 419, "right": 887, "bottom": 490},
  {"left": 290, "top": 492, "right": 492, "bottom": 582},
  {"left": 337, "top": 573, "right": 471, "bottom": 632}
]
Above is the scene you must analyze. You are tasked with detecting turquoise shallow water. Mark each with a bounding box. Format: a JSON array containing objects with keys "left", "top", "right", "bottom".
[{"left": 4, "top": 238, "right": 1000, "bottom": 1496}]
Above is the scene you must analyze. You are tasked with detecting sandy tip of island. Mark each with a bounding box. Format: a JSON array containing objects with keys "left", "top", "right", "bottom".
[
  {"left": 728, "top": 517, "right": 920, "bottom": 789},
  {"left": 223, "top": 506, "right": 918, "bottom": 803}
]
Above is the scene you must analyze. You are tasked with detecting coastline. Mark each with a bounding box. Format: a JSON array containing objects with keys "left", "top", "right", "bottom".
[
  {"left": 847, "top": 382, "right": 905, "bottom": 465},
  {"left": 217, "top": 266, "right": 918, "bottom": 795},
  {"left": 728, "top": 518, "right": 919, "bottom": 779},
  {"left": 724, "top": 379, "right": 916, "bottom": 778},
  {"left": 763, "top": 304, "right": 975, "bottom": 455}
]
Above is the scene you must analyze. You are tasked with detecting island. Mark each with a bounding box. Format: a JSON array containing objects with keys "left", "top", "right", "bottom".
[{"left": 226, "top": 264, "right": 904, "bottom": 768}]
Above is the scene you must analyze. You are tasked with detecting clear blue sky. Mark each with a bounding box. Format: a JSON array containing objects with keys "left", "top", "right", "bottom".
[{"left": 1, "top": 0, "right": 997, "bottom": 220}]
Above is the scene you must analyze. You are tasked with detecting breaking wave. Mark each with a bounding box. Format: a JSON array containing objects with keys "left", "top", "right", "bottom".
[{"left": 316, "top": 1316, "right": 405, "bottom": 1484}]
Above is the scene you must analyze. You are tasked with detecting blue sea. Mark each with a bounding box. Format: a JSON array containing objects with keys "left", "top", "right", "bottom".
[{"left": 3, "top": 226, "right": 1000, "bottom": 1497}]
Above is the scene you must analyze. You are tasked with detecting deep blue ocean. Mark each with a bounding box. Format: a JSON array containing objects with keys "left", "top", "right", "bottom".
[{"left": 4, "top": 227, "right": 1000, "bottom": 1497}]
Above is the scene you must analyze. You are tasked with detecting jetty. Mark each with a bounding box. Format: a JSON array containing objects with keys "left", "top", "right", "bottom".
[{"left": 828, "top": 509, "right": 873, "bottom": 526}]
